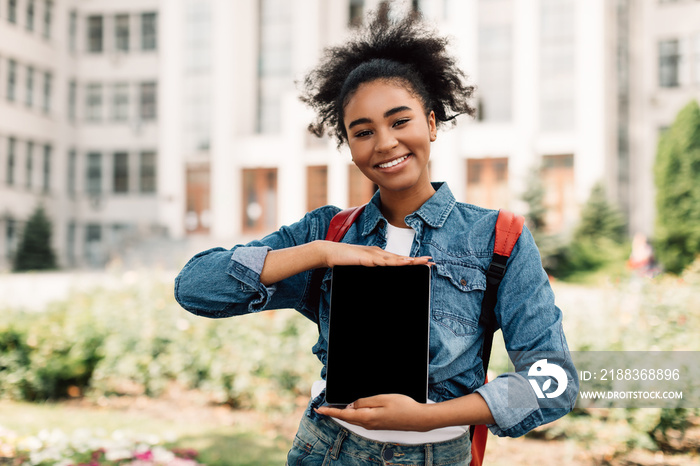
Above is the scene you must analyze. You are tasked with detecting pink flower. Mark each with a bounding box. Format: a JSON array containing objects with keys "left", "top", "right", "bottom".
[{"left": 134, "top": 450, "right": 154, "bottom": 461}]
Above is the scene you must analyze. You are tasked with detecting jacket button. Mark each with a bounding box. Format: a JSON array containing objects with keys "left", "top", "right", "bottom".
[
  {"left": 460, "top": 278, "right": 467, "bottom": 286},
  {"left": 382, "top": 447, "right": 394, "bottom": 460}
]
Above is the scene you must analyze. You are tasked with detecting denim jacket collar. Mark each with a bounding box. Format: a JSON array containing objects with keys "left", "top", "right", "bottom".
[{"left": 360, "top": 182, "right": 457, "bottom": 236}]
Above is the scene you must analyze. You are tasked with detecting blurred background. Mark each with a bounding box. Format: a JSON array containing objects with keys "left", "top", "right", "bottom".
[{"left": 0, "top": 0, "right": 699, "bottom": 465}]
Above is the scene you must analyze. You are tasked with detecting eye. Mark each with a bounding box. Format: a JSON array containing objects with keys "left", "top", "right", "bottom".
[
  {"left": 393, "top": 118, "right": 410, "bottom": 128},
  {"left": 354, "top": 129, "right": 373, "bottom": 138}
]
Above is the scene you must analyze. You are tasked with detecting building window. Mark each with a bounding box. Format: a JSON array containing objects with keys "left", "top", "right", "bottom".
[
  {"left": 139, "top": 82, "right": 156, "bottom": 120},
  {"left": 242, "top": 168, "right": 277, "bottom": 233},
  {"left": 68, "top": 80, "right": 77, "bottom": 120},
  {"left": 6, "top": 138, "right": 15, "bottom": 185},
  {"left": 42, "top": 71, "right": 51, "bottom": 113},
  {"left": 477, "top": 22, "right": 512, "bottom": 122},
  {"left": 115, "top": 14, "right": 129, "bottom": 52},
  {"left": 43, "top": 0, "right": 52, "bottom": 38},
  {"left": 183, "top": 0, "right": 212, "bottom": 153},
  {"left": 139, "top": 151, "right": 156, "bottom": 193},
  {"left": 26, "top": 0, "right": 34, "bottom": 31},
  {"left": 7, "top": 59, "right": 16, "bottom": 102},
  {"left": 348, "top": 164, "right": 377, "bottom": 206},
  {"left": 26, "top": 141, "right": 34, "bottom": 189},
  {"left": 87, "top": 15, "right": 103, "bottom": 53},
  {"left": 141, "top": 12, "right": 157, "bottom": 51},
  {"left": 307, "top": 165, "right": 328, "bottom": 211},
  {"left": 8, "top": 0, "right": 17, "bottom": 24},
  {"left": 257, "top": 0, "right": 292, "bottom": 133},
  {"left": 185, "top": 162, "right": 211, "bottom": 234},
  {"left": 541, "top": 154, "right": 576, "bottom": 233},
  {"left": 25, "top": 66, "right": 33, "bottom": 107},
  {"left": 5, "top": 219, "right": 17, "bottom": 260},
  {"left": 42, "top": 144, "right": 50, "bottom": 192},
  {"left": 540, "top": 0, "right": 575, "bottom": 131},
  {"left": 86, "top": 152, "right": 102, "bottom": 194},
  {"left": 466, "top": 157, "right": 509, "bottom": 209},
  {"left": 112, "top": 83, "right": 129, "bottom": 121},
  {"left": 659, "top": 39, "right": 681, "bottom": 88},
  {"left": 67, "top": 149, "right": 76, "bottom": 195},
  {"left": 113, "top": 152, "right": 128, "bottom": 193},
  {"left": 349, "top": 0, "right": 364, "bottom": 27},
  {"left": 85, "top": 83, "right": 102, "bottom": 122},
  {"left": 85, "top": 223, "right": 102, "bottom": 267},
  {"left": 69, "top": 10, "right": 77, "bottom": 52},
  {"left": 66, "top": 221, "right": 76, "bottom": 267}
]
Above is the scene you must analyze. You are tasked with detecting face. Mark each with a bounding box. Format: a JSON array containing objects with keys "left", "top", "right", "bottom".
[{"left": 343, "top": 80, "right": 437, "bottom": 196}]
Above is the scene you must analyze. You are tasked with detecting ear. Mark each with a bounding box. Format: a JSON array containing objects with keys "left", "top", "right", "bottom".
[
  {"left": 428, "top": 111, "right": 437, "bottom": 141},
  {"left": 428, "top": 111, "right": 437, "bottom": 142}
]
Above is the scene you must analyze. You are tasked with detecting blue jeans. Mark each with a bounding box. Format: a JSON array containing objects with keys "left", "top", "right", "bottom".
[{"left": 286, "top": 407, "right": 471, "bottom": 465}]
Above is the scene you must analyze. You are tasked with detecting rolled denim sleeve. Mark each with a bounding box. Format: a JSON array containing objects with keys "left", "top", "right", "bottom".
[
  {"left": 475, "top": 225, "right": 579, "bottom": 438},
  {"left": 174, "top": 206, "right": 339, "bottom": 319}
]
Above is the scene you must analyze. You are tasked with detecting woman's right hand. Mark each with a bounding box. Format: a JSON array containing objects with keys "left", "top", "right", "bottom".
[{"left": 318, "top": 240, "right": 432, "bottom": 268}]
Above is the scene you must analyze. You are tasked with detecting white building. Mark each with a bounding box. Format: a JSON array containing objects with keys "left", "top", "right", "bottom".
[
  {"left": 1, "top": 0, "right": 698, "bottom": 271},
  {"left": 0, "top": 0, "right": 159, "bottom": 269}
]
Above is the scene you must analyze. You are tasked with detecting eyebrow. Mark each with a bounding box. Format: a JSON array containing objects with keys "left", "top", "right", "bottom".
[{"left": 347, "top": 106, "right": 413, "bottom": 130}]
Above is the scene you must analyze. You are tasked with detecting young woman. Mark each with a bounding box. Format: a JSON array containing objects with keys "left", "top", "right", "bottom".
[{"left": 175, "top": 6, "right": 578, "bottom": 464}]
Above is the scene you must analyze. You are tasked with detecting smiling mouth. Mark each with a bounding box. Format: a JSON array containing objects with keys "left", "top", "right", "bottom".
[{"left": 376, "top": 155, "right": 410, "bottom": 169}]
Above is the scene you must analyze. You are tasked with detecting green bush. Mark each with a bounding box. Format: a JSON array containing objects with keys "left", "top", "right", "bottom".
[
  {"left": 0, "top": 308, "right": 104, "bottom": 400},
  {"left": 0, "top": 277, "right": 321, "bottom": 410}
]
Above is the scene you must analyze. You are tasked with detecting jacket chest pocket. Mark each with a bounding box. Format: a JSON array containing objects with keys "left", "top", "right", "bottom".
[{"left": 432, "top": 262, "right": 487, "bottom": 336}]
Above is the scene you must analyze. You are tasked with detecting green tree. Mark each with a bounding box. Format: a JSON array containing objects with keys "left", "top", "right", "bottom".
[
  {"left": 522, "top": 165, "right": 547, "bottom": 239},
  {"left": 654, "top": 99, "right": 700, "bottom": 274},
  {"left": 573, "top": 182, "right": 626, "bottom": 244},
  {"left": 543, "top": 182, "right": 627, "bottom": 280},
  {"left": 13, "top": 205, "right": 58, "bottom": 272}
]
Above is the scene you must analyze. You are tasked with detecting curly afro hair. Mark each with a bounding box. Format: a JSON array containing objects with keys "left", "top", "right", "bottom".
[{"left": 299, "top": 3, "right": 476, "bottom": 148}]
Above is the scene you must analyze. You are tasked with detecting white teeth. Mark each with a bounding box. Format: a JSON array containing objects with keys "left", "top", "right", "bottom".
[{"left": 378, "top": 155, "right": 408, "bottom": 169}]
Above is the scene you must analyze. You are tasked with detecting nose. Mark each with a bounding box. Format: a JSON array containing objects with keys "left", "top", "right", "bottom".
[{"left": 375, "top": 128, "right": 398, "bottom": 153}]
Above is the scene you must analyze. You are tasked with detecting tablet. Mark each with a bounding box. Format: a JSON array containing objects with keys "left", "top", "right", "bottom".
[{"left": 325, "top": 264, "right": 431, "bottom": 406}]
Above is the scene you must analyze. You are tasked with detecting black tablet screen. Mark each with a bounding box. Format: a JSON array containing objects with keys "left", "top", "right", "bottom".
[{"left": 325, "top": 264, "right": 430, "bottom": 406}]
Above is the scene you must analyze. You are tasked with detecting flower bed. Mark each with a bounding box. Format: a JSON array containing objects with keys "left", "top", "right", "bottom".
[{"left": 0, "top": 424, "right": 201, "bottom": 466}]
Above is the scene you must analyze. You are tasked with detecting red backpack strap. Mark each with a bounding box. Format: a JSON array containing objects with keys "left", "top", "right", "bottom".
[
  {"left": 308, "top": 206, "right": 366, "bottom": 328},
  {"left": 470, "top": 209, "right": 525, "bottom": 466},
  {"left": 325, "top": 206, "right": 366, "bottom": 242},
  {"left": 494, "top": 209, "right": 525, "bottom": 258}
]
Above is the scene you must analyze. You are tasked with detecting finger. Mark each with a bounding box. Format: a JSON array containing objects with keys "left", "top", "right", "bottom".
[
  {"left": 314, "top": 406, "right": 346, "bottom": 417},
  {"left": 410, "top": 256, "right": 433, "bottom": 264},
  {"left": 314, "top": 406, "right": 371, "bottom": 426},
  {"left": 349, "top": 395, "right": 388, "bottom": 409}
]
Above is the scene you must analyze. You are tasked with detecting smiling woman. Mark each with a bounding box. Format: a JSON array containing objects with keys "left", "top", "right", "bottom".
[{"left": 175, "top": 3, "right": 578, "bottom": 465}]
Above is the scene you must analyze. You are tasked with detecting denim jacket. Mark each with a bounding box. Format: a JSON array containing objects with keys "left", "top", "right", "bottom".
[{"left": 175, "top": 182, "right": 579, "bottom": 438}]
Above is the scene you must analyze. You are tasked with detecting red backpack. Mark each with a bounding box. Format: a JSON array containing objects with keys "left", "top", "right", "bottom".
[{"left": 322, "top": 205, "right": 524, "bottom": 466}]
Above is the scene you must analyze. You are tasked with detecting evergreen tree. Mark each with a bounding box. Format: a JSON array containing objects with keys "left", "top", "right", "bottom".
[
  {"left": 654, "top": 99, "right": 700, "bottom": 274},
  {"left": 522, "top": 165, "right": 547, "bottom": 239},
  {"left": 573, "top": 182, "right": 626, "bottom": 244},
  {"left": 13, "top": 205, "right": 58, "bottom": 272}
]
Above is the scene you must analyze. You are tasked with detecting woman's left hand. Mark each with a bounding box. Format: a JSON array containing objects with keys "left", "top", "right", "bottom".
[{"left": 315, "top": 394, "right": 435, "bottom": 432}]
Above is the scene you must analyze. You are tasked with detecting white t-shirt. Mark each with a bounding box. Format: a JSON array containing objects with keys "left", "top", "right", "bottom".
[{"left": 314, "top": 222, "right": 468, "bottom": 444}]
